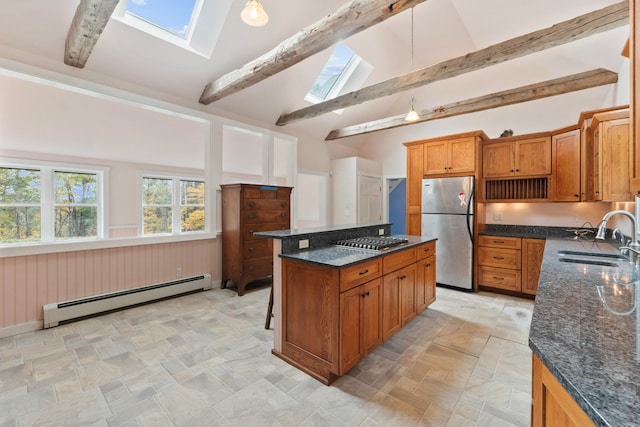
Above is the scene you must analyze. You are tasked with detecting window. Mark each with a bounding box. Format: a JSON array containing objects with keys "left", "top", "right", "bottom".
[
  {"left": 0, "top": 162, "right": 105, "bottom": 245},
  {"left": 142, "top": 175, "right": 205, "bottom": 235},
  {"left": 305, "top": 43, "right": 373, "bottom": 112},
  {"left": 126, "top": 0, "right": 199, "bottom": 39}
]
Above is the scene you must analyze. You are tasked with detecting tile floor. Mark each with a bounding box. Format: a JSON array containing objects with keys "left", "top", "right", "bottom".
[{"left": 0, "top": 284, "right": 534, "bottom": 427}]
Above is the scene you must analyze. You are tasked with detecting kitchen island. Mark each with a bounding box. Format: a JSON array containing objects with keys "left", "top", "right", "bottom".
[
  {"left": 529, "top": 237, "right": 640, "bottom": 426},
  {"left": 256, "top": 224, "right": 436, "bottom": 384}
]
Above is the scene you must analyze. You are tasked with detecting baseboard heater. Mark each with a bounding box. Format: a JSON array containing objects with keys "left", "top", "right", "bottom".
[{"left": 43, "top": 274, "right": 212, "bottom": 328}]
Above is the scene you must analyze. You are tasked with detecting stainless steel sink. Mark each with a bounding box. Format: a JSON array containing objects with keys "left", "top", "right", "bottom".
[
  {"left": 558, "top": 250, "right": 626, "bottom": 259},
  {"left": 558, "top": 258, "right": 619, "bottom": 267}
]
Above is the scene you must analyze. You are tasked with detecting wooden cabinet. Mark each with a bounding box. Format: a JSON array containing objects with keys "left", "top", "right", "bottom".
[
  {"left": 532, "top": 354, "right": 596, "bottom": 427},
  {"left": 483, "top": 134, "right": 551, "bottom": 178},
  {"left": 423, "top": 136, "right": 476, "bottom": 175},
  {"left": 405, "top": 144, "right": 423, "bottom": 235},
  {"left": 221, "top": 184, "right": 292, "bottom": 295},
  {"left": 477, "top": 235, "right": 544, "bottom": 296},
  {"left": 280, "top": 241, "right": 436, "bottom": 384},
  {"left": 590, "top": 110, "right": 632, "bottom": 201},
  {"left": 340, "top": 277, "right": 382, "bottom": 374},
  {"left": 551, "top": 128, "right": 582, "bottom": 201}
]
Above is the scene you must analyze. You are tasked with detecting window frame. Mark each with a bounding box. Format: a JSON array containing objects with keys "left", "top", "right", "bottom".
[
  {"left": 0, "top": 158, "right": 108, "bottom": 247},
  {"left": 138, "top": 171, "right": 207, "bottom": 237}
]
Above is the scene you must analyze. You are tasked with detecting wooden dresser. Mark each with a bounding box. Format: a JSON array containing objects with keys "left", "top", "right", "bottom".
[{"left": 221, "top": 184, "right": 292, "bottom": 296}]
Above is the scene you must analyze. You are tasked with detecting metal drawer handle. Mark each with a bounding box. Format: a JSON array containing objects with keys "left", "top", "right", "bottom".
[
  {"left": 249, "top": 214, "right": 256, "bottom": 219},
  {"left": 425, "top": 263, "right": 431, "bottom": 267},
  {"left": 493, "top": 256, "right": 504, "bottom": 260},
  {"left": 281, "top": 202, "right": 287, "bottom": 208},
  {"left": 281, "top": 213, "right": 286, "bottom": 218},
  {"left": 249, "top": 247, "right": 254, "bottom": 251},
  {"left": 493, "top": 240, "right": 504, "bottom": 244},
  {"left": 400, "top": 275, "right": 407, "bottom": 280},
  {"left": 493, "top": 276, "right": 504, "bottom": 280},
  {"left": 359, "top": 269, "right": 369, "bottom": 276},
  {"left": 249, "top": 201, "right": 256, "bottom": 208},
  {"left": 361, "top": 291, "right": 370, "bottom": 298},
  {"left": 249, "top": 265, "right": 254, "bottom": 271}
]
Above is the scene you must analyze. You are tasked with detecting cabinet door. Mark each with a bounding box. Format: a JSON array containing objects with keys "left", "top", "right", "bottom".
[
  {"left": 516, "top": 137, "right": 551, "bottom": 176},
  {"left": 552, "top": 130, "right": 581, "bottom": 201},
  {"left": 362, "top": 278, "right": 383, "bottom": 355},
  {"left": 522, "top": 239, "right": 545, "bottom": 295},
  {"left": 406, "top": 144, "right": 424, "bottom": 235},
  {"left": 339, "top": 285, "right": 362, "bottom": 374},
  {"left": 382, "top": 270, "right": 402, "bottom": 340},
  {"left": 448, "top": 137, "right": 476, "bottom": 174},
  {"left": 483, "top": 142, "right": 514, "bottom": 178},
  {"left": 601, "top": 117, "right": 631, "bottom": 201},
  {"left": 416, "top": 255, "right": 436, "bottom": 312},
  {"left": 400, "top": 264, "right": 417, "bottom": 327},
  {"left": 423, "top": 141, "right": 449, "bottom": 175}
]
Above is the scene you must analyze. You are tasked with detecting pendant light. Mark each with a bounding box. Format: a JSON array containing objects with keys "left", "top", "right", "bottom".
[
  {"left": 241, "top": 0, "right": 269, "bottom": 27},
  {"left": 404, "top": 8, "right": 419, "bottom": 122}
]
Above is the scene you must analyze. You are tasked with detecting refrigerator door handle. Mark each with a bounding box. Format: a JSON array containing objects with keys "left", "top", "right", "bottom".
[{"left": 466, "top": 187, "right": 474, "bottom": 244}]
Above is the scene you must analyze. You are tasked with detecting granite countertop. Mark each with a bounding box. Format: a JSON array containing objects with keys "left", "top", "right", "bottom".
[
  {"left": 529, "top": 237, "right": 640, "bottom": 426},
  {"left": 279, "top": 235, "right": 435, "bottom": 268},
  {"left": 480, "top": 224, "right": 600, "bottom": 240}
]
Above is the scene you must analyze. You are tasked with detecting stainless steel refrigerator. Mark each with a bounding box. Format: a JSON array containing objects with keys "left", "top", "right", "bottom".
[{"left": 421, "top": 176, "right": 474, "bottom": 290}]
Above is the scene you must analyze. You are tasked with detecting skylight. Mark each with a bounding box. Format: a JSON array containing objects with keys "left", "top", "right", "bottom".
[
  {"left": 126, "top": 0, "right": 199, "bottom": 39},
  {"left": 305, "top": 43, "right": 372, "bottom": 111}
]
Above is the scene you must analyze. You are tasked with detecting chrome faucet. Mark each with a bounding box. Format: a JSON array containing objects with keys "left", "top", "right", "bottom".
[{"left": 595, "top": 210, "right": 640, "bottom": 248}]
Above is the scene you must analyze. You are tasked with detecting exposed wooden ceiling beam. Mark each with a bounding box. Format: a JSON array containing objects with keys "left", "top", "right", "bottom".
[
  {"left": 278, "top": 1, "right": 629, "bottom": 126},
  {"left": 199, "top": 0, "right": 427, "bottom": 105},
  {"left": 64, "top": 0, "right": 120, "bottom": 68},
  {"left": 325, "top": 68, "right": 618, "bottom": 140}
]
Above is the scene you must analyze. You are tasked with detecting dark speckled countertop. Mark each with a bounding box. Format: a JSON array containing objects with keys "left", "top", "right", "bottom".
[
  {"left": 279, "top": 235, "right": 435, "bottom": 268},
  {"left": 529, "top": 237, "right": 640, "bottom": 426}
]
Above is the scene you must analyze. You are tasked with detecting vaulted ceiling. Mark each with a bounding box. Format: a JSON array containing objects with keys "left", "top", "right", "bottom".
[{"left": 0, "top": 0, "right": 630, "bottom": 148}]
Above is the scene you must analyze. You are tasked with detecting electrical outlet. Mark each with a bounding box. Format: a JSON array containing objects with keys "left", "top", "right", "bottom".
[
  {"left": 299, "top": 239, "right": 309, "bottom": 249},
  {"left": 493, "top": 212, "right": 503, "bottom": 221},
  {"left": 572, "top": 215, "right": 579, "bottom": 223},
  {"left": 378, "top": 228, "right": 385, "bottom": 236},
  {"left": 176, "top": 267, "right": 182, "bottom": 278}
]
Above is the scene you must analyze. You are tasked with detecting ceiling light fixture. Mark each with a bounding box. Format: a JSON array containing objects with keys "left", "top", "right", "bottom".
[
  {"left": 404, "top": 8, "right": 419, "bottom": 122},
  {"left": 241, "top": 0, "right": 269, "bottom": 27}
]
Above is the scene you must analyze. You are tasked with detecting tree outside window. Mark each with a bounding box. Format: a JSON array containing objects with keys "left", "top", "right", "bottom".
[
  {"left": 54, "top": 171, "right": 98, "bottom": 239},
  {"left": 143, "top": 177, "right": 173, "bottom": 234},
  {"left": 142, "top": 176, "right": 205, "bottom": 235},
  {"left": 0, "top": 168, "right": 41, "bottom": 242},
  {"left": 180, "top": 180, "right": 205, "bottom": 232}
]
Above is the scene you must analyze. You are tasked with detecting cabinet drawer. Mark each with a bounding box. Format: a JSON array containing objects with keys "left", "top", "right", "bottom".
[
  {"left": 478, "top": 266, "right": 521, "bottom": 291},
  {"left": 383, "top": 247, "right": 417, "bottom": 274},
  {"left": 243, "top": 238, "right": 272, "bottom": 259},
  {"left": 415, "top": 241, "right": 436, "bottom": 260},
  {"left": 244, "top": 210, "right": 290, "bottom": 224},
  {"left": 243, "top": 199, "right": 290, "bottom": 210},
  {"left": 340, "top": 259, "right": 382, "bottom": 292},
  {"left": 478, "top": 235, "right": 521, "bottom": 249},
  {"left": 478, "top": 247, "right": 521, "bottom": 269},
  {"left": 242, "top": 257, "right": 273, "bottom": 278},
  {"left": 244, "top": 222, "right": 289, "bottom": 240},
  {"left": 244, "top": 187, "right": 291, "bottom": 200}
]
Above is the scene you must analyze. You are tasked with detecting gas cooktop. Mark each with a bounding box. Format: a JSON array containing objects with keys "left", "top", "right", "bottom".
[{"left": 334, "top": 236, "right": 408, "bottom": 251}]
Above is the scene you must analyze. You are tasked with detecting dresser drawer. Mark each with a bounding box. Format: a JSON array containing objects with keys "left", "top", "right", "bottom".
[
  {"left": 244, "top": 222, "right": 289, "bottom": 240},
  {"left": 478, "top": 266, "right": 521, "bottom": 291},
  {"left": 478, "top": 235, "right": 521, "bottom": 249},
  {"left": 383, "top": 247, "right": 417, "bottom": 274},
  {"left": 243, "top": 187, "right": 291, "bottom": 200},
  {"left": 243, "top": 199, "right": 290, "bottom": 210},
  {"left": 340, "top": 259, "right": 382, "bottom": 292},
  {"left": 478, "top": 247, "right": 521, "bottom": 269},
  {"left": 242, "top": 257, "right": 273, "bottom": 278},
  {"left": 243, "top": 238, "right": 272, "bottom": 259},
  {"left": 244, "top": 210, "right": 290, "bottom": 224},
  {"left": 415, "top": 241, "right": 436, "bottom": 260}
]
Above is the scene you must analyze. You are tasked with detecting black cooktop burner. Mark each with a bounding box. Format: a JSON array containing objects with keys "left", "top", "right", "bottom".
[{"left": 335, "top": 236, "right": 408, "bottom": 251}]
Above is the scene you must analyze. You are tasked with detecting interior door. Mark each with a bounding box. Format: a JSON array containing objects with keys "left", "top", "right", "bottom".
[{"left": 358, "top": 175, "right": 382, "bottom": 224}]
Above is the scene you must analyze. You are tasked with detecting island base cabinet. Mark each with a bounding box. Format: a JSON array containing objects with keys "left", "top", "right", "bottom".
[{"left": 532, "top": 354, "right": 595, "bottom": 427}]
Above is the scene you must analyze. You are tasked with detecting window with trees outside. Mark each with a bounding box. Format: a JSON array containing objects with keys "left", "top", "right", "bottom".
[
  {"left": 142, "top": 176, "right": 205, "bottom": 235},
  {"left": 0, "top": 165, "right": 103, "bottom": 244}
]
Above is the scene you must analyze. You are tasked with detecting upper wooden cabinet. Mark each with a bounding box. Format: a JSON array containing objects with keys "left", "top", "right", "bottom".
[
  {"left": 551, "top": 128, "right": 581, "bottom": 201},
  {"left": 483, "top": 134, "right": 551, "bottom": 179},
  {"left": 423, "top": 136, "right": 476, "bottom": 175},
  {"left": 590, "top": 109, "right": 632, "bottom": 201},
  {"left": 405, "top": 143, "right": 423, "bottom": 236}
]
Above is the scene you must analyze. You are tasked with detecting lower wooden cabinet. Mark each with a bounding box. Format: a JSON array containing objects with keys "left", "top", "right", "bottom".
[
  {"left": 477, "top": 235, "right": 545, "bottom": 296},
  {"left": 532, "top": 354, "right": 596, "bottom": 427},
  {"left": 279, "top": 240, "right": 436, "bottom": 384}
]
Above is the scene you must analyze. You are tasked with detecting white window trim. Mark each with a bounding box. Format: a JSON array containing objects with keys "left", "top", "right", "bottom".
[
  {"left": 0, "top": 157, "right": 109, "bottom": 247},
  {"left": 138, "top": 171, "right": 207, "bottom": 237}
]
